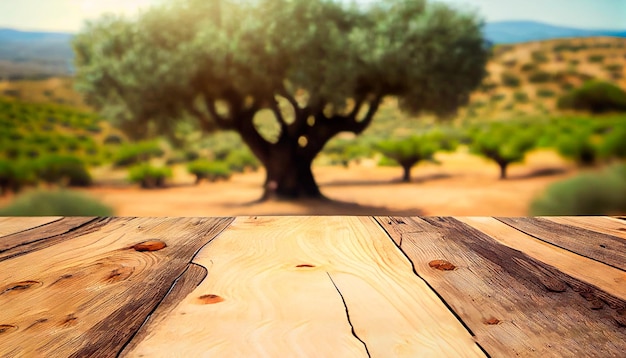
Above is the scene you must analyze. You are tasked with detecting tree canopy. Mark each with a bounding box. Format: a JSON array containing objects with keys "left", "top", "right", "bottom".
[{"left": 74, "top": 0, "right": 489, "bottom": 199}]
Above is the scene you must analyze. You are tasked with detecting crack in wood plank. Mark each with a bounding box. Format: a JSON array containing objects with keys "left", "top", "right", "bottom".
[
  {"left": 0, "top": 217, "right": 109, "bottom": 262},
  {"left": 326, "top": 272, "right": 371, "bottom": 358},
  {"left": 497, "top": 217, "right": 626, "bottom": 272}
]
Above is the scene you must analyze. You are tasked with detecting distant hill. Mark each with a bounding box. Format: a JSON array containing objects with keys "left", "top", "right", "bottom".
[
  {"left": 0, "top": 28, "right": 74, "bottom": 79},
  {"left": 485, "top": 21, "right": 626, "bottom": 44}
]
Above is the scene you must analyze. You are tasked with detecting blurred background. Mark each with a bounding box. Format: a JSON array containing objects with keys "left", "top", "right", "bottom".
[{"left": 0, "top": 0, "right": 624, "bottom": 216}]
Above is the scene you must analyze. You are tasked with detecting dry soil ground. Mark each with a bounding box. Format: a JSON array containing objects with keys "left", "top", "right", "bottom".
[{"left": 78, "top": 149, "right": 577, "bottom": 216}]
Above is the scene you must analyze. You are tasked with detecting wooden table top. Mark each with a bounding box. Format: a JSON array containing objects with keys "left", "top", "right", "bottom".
[{"left": 0, "top": 216, "right": 625, "bottom": 357}]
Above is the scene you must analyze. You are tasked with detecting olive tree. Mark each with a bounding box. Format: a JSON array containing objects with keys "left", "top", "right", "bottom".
[{"left": 74, "top": 0, "right": 488, "bottom": 199}]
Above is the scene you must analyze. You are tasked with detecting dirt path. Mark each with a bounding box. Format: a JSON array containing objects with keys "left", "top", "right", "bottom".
[{"left": 80, "top": 150, "right": 577, "bottom": 216}]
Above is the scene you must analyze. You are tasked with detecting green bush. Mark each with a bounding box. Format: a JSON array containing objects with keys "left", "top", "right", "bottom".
[
  {"left": 128, "top": 164, "right": 172, "bottom": 188},
  {"left": 598, "top": 125, "right": 626, "bottom": 160},
  {"left": 225, "top": 149, "right": 260, "bottom": 172},
  {"left": 557, "top": 81, "right": 626, "bottom": 113},
  {"left": 530, "top": 164, "right": 626, "bottom": 215},
  {"left": 501, "top": 72, "right": 521, "bottom": 87},
  {"left": 490, "top": 93, "right": 506, "bottom": 102},
  {"left": 513, "top": 91, "right": 529, "bottom": 103},
  {"left": 520, "top": 63, "right": 536, "bottom": 72},
  {"left": 605, "top": 64, "right": 623, "bottom": 72},
  {"left": 35, "top": 155, "right": 92, "bottom": 186},
  {"left": 0, "top": 160, "right": 36, "bottom": 194},
  {"left": 187, "top": 160, "right": 231, "bottom": 183},
  {"left": 104, "top": 134, "right": 124, "bottom": 144},
  {"left": 531, "top": 51, "right": 549, "bottom": 63},
  {"left": 0, "top": 190, "right": 114, "bottom": 216},
  {"left": 114, "top": 141, "right": 164, "bottom": 167},
  {"left": 587, "top": 54, "right": 605, "bottom": 63},
  {"left": 528, "top": 70, "right": 552, "bottom": 83},
  {"left": 536, "top": 88, "right": 556, "bottom": 98}
]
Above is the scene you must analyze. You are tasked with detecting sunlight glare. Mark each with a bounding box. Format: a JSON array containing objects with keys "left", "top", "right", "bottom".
[{"left": 80, "top": 0, "right": 157, "bottom": 17}]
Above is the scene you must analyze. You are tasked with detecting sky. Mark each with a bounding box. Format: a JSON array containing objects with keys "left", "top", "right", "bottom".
[{"left": 0, "top": 0, "right": 624, "bottom": 33}]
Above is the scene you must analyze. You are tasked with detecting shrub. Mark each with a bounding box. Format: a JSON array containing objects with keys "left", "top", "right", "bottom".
[
  {"left": 605, "top": 64, "right": 623, "bottom": 72},
  {"left": 520, "top": 63, "right": 536, "bottom": 72},
  {"left": 587, "top": 54, "right": 605, "bottom": 63},
  {"left": 569, "top": 59, "right": 580, "bottom": 66},
  {"left": 557, "top": 81, "right": 626, "bottom": 113},
  {"left": 0, "top": 190, "right": 114, "bottom": 216},
  {"left": 536, "top": 88, "right": 556, "bottom": 98},
  {"left": 503, "top": 59, "right": 517, "bottom": 68},
  {"left": 490, "top": 93, "right": 506, "bottom": 102},
  {"left": 113, "top": 141, "right": 164, "bottom": 167},
  {"left": 187, "top": 160, "right": 231, "bottom": 183},
  {"left": 225, "top": 149, "right": 260, "bottom": 172},
  {"left": 0, "top": 160, "right": 36, "bottom": 194},
  {"left": 513, "top": 91, "right": 529, "bottom": 103},
  {"left": 528, "top": 70, "right": 552, "bottom": 83},
  {"left": 128, "top": 164, "right": 172, "bottom": 188},
  {"left": 104, "top": 134, "right": 124, "bottom": 144},
  {"left": 531, "top": 51, "right": 549, "bottom": 63},
  {"left": 479, "top": 81, "right": 497, "bottom": 93},
  {"left": 501, "top": 72, "right": 521, "bottom": 87},
  {"left": 598, "top": 125, "right": 626, "bottom": 160},
  {"left": 554, "top": 128, "right": 597, "bottom": 166},
  {"left": 530, "top": 164, "right": 626, "bottom": 215},
  {"left": 35, "top": 155, "right": 92, "bottom": 186}
]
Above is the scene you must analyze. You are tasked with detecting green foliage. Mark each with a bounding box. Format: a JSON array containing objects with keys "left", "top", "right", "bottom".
[
  {"left": 605, "top": 64, "right": 623, "bottom": 72},
  {"left": 0, "top": 160, "right": 36, "bottom": 194},
  {"left": 513, "top": 91, "right": 529, "bottom": 103},
  {"left": 128, "top": 164, "right": 172, "bottom": 188},
  {"left": 376, "top": 130, "right": 457, "bottom": 181},
  {"left": 536, "top": 88, "right": 556, "bottom": 98},
  {"left": 587, "top": 54, "right": 605, "bottom": 63},
  {"left": 530, "top": 164, "right": 626, "bottom": 215},
  {"left": 0, "top": 190, "right": 114, "bottom": 216},
  {"left": 557, "top": 81, "right": 626, "bottom": 113},
  {"left": 520, "top": 63, "right": 536, "bottom": 72},
  {"left": 187, "top": 160, "right": 231, "bottom": 183},
  {"left": 34, "top": 155, "right": 92, "bottom": 186},
  {"left": 501, "top": 72, "right": 521, "bottom": 87},
  {"left": 468, "top": 121, "right": 537, "bottom": 179},
  {"left": 531, "top": 51, "right": 549, "bottom": 63},
  {"left": 322, "top": 138, "right": 374, "bottom": 167},
  {"left": 528, "top": 70, "right": 552, "bottom": 83},
  {"left": 224, "top": 148, "right": 260, "bottom": 172},
  {"left": 490, "top": 93, "right": 506, "bottom": 102},
  {"left": 113, "top": 141, "right": 164, "bottom": 167},
  {"left": 598, "top": 124, "right": 626, "bottom": 160}
]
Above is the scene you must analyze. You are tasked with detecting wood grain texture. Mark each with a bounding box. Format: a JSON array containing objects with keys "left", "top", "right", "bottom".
[
  {"left": 0, "top": 216, "right": 96, "bottom": 253},
  {"left": 457, "top": 217, "right": 626, "bottom": 302},
  {"left": 0, "top": 217, "right": 62, "bottom": 236},
  {"left": 119, "top": 263, "right": 208, "bottom": 356},
  {"left": 126, "top": 216, "right": 484, "bottom": 357},
  {"left": 376, "top": 216, "right": 626, "bottom": 357},
  {"left": 0, "top": 217, "right": 233, "bottom": 358},
  {"left": 498, "top": 217, "right": 626, "bottom": 271},
  {"left": 543, "top": 216, "right": 626, "bottom": 240}
]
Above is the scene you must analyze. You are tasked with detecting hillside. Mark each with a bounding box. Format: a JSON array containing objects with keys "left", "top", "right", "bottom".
[{"left": 461, "top": 36, "right": 626, "bottom": 121}]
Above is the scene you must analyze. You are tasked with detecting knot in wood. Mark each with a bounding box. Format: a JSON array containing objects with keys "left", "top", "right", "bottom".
[
  {"left": 428, "top": 260, "right": 456, "bottom": 271},
  {"left": 133, "top": 240, "right": 167, "bottom": 252},
  {"left": 198, "top": 294, "right": 224, "bottom": 304}
]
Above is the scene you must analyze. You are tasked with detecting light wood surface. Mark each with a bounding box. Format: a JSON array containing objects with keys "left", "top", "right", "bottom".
[{"left": 0, "top": 216, "right": 624, "bottom": 357}]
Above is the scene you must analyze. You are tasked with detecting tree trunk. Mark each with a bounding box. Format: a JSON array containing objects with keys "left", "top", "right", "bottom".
[
  {"left": 498, "top": 161, "right": 508, "bottom": 180},
  {"left": 261, "top": 146, "right": 323, "bottom": 200},
  {"left": 401, "top": 164, "right": 412, "bottom": 182}
]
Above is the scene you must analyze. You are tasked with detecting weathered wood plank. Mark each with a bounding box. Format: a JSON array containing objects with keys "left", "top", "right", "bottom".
[
  {"left": 119, "top": 263, "right": 208, "bottom": 356},
  {"left": 126, "top": 216, "right": 484, "bottom": 357},
  {"left": 0, "top": 217, "right": 233, "bottom": 358},
  {"left": 543, "top": 216, "right": 626, "bottom": 240},
  {"left": 0, "top": 217, "right": 62, "bottom": 237},
  {"left": 498, "top": 217, "right": 626, "bottom": 271},
  {"left": 0, "top": 217, "right": 95, "bottom": 252},
  {"left": 457, "top": 217, "right": 626, "bottom": 302},
  {"left": 376, "top": 216, "right": 626, "bottom": 357}
]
